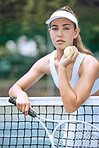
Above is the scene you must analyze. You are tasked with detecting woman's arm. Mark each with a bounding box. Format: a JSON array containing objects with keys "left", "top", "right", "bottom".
[
  {"left": 58, "top": 52, "right": 99, "bottom": 113},
  {"left": 9, "top": 54, "right": 51, "bottom": 114}
]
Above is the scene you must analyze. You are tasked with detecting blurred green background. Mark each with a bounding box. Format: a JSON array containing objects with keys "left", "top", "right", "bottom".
[{"left": 0, "top": 0, "right": 99, "bottom": 96}]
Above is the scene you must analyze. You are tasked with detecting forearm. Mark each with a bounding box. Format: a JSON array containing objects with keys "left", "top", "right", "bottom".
[
  {"left": 9, "top": 83, "right": 30, "bottom": 115},
  {"left": 58, "top": 65, "right": 77, "bottom": 113},
  {"left": 9, "top": 83, "right": 27, "bottom": 98}
]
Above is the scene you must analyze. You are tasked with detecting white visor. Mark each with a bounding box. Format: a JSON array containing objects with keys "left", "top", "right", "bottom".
[{"left": 45, "top": 10, "right": 78, "bottom": 28}]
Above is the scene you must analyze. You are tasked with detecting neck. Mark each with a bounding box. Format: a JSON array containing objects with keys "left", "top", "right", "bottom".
[{"left": 55, "top": 49, "right": 64, "bottom": 61}]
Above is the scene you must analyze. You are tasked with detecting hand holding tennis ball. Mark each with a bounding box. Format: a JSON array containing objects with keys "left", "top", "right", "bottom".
[{"left": 64, "top": 46, "right": 74, "bottom": 57}]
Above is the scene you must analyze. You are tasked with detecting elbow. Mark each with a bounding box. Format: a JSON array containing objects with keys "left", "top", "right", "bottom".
[
  {"left": 61, "top": 94, "right": 78, "bottom": 113},
  {"left": 64, "top": 105, "right": 78, "bottom": 113}
]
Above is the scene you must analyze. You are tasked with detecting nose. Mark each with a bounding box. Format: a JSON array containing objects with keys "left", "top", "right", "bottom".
[{"left": 58, "top": 28, "right": 63, "bottom": 37}]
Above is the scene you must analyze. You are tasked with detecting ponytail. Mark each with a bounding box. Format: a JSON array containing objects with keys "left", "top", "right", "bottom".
[
  {"left": 74, "top": 35, "right": 93, "bottom": 56},
  {"left": 59, "top": 6, "right": 94, "bottom": 56}
]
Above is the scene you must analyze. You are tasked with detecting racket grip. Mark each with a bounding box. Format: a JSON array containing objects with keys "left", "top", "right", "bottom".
[
  {"left": 28, "top": 108, "right": 37, "bottom": 118},
  {"left": 8, "top": 96, "right": 17, "bottom": 106},
  {"left": 8, "top": 96, "right": 37, "bottom": 118}
]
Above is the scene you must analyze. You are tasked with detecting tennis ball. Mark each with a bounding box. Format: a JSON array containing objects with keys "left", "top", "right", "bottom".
[{"left": 64, "top": 46, "right": 74, "bottom": 57}]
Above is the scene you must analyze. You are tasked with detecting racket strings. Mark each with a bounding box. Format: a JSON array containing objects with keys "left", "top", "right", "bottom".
[
  {"left": 53, "top": 122, "right": 99, "bottom": 147},
  {"left": 1, "top": 98, "right": 99, "bottom": 148}
]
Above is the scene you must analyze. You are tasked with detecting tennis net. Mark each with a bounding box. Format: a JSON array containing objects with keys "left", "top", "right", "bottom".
[{"left": 0, "top": 96, "right": 99, "bottom": 148}]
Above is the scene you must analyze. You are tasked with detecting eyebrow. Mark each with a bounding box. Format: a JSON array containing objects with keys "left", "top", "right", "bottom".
[
  {"left": 63, "top": 23, "right": 71, "bottom": 26},
  {"left": 51, "top": 24, "right": 71, "bottom": 28},
  {"left": 51, "top": 25, "right": 58, "bottom": 28}
]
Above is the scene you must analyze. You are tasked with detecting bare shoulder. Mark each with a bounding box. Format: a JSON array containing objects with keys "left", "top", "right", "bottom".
[
  {"left": 79, "top": 55, "right": 99, "bottom": 78},
  {"left": 36, "top": 53, "right": 51, "bottom": 66},
  {"left": 84, "top": 55, "right": 99, "bottom": 66},
  {"left": 31, "top": 53, "right": 52, "bottom": 75}
]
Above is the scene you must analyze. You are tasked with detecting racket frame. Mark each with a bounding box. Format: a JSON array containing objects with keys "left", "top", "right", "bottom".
[{"left": 8, "top": 96, "right": 99, "bottom": 148}]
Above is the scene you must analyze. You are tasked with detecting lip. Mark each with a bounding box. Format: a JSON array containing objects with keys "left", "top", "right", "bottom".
[{"left": 56, "top": 39, "right": 65, "bottom": 43}]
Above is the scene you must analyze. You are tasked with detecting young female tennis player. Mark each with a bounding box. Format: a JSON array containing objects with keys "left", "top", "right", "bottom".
[{"left": 9, "top": 6, "right": 99, "bottom": 115}]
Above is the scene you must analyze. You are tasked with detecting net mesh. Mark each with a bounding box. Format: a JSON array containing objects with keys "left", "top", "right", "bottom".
[{"left": 0, "top": 97, "right": 99, "bottom": 148}]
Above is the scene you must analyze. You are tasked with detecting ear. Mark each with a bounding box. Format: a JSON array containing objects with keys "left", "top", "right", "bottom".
[
  {"left": 74, "top": 27, "right": 80, "bottom": 39},
  {"left": 48, "top": 28, "right": 50, "bottom": 33}
]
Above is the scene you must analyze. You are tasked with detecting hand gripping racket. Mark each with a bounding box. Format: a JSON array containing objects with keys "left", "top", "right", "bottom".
[{"left": 8, "top": 96, "right": 99, "bottom": 148}]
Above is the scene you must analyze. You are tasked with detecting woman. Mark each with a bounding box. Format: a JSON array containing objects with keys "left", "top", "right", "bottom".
[{"left": 9, "top": 6, "right": 99, "bottom": 115}]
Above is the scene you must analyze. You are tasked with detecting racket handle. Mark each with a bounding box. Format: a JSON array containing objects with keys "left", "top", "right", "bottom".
[
  {"left": 9, "top": 96, "right": 17, "bottom": 106},
  {"left": 8, "top": 96, "right": 37, "bottom": 118},
  {"left": 28, "top": 108, "right": 37, "bottom": 118}
]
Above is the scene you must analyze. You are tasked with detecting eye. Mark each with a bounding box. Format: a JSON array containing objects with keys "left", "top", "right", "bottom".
[
  {"left": 63, "top": 27, "right": 70, "bottom": 30},
  {"left": 52, "top": 27, "right": 58, "bottom": 30}
]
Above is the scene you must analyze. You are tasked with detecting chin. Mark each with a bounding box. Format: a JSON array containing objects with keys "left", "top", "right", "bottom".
[
  {"left": 56, "top": 46, "right": 65, "bottom": 50},
  {"left": 59, "top": 47, "right": 65, "bottom": 51}
]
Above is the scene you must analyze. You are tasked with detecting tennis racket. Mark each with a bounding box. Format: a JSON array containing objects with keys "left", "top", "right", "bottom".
[{"left": 8, "top": 96, "right": 99, "bottom": 148}]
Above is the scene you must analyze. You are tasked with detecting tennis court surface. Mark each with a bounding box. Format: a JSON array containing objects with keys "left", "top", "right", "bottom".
[{"left": 0, "top": 97, "right": 99, "bottom": 147}]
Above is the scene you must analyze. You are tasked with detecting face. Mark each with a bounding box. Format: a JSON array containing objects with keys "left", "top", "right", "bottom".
[{"left": 49, "top": 18, "right": 79, "bottom": 50}]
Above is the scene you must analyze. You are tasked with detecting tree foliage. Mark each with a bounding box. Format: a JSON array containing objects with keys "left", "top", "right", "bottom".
[
  {"left": 0, "top": 0, "right": 99, "bottom": 51},
  {"left": 0, "top": 0, "right": 99, "bottom": 78}
]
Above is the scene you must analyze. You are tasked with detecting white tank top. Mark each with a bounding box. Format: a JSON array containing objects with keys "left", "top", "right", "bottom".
[
  {"left": 50, "top": 51, "right": 99, "bottom": 145},
  {"left": 50, "top": 50, "right": 99, "bottom": 95}
]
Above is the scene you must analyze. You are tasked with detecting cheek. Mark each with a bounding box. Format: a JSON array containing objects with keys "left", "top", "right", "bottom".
[
  {"left": 50, "top": 33, "right": 56, "bottom": 44},
  {"left": 64, "top": 33, "right": 74, "bottom": 45},
  {"left": 67, "top": 32, "right": 75, "bottom": 41}
]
